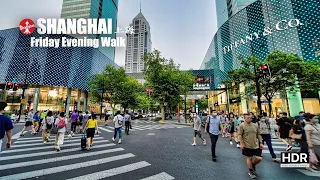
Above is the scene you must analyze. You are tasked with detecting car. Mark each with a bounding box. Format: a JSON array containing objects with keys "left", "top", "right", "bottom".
[
  {"left": 133, "top": 113, "right": 139, "bottom": 119},
  {"left": 141, "top": 114, "right": 147, "bottom": 118}
]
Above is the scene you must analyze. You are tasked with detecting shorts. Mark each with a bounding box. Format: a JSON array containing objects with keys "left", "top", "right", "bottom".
[
  {"left": 25, "top": 121, "right": 33, "bottom": 126},
  {"left": 242, "top": 147, "right": 262, "bottom": 157},
  {"left": 34, "top": 121, "right": 39, "bottom": 127},
  {"left": 77, "top": 122, "right": 82, "bottom": 126},
  {"left": 194, "top": 130, "right": 202, "bottom": 137},
  {"left": 280, "top": 130, "right": 290, "bottom": 139},
  {"left": 86, "top": 128, "right": 95, "bottom": 138}
]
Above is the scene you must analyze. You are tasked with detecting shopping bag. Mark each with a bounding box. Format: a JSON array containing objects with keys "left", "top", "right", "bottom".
[
  {"left": 50, "top": 126, "right": 58, "bottom": 135},
  {"left": 310, "top": 151, "right": 319, "bottom": 165}
]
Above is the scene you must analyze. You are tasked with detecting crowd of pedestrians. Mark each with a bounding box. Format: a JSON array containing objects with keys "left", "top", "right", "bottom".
[{"left": 191, "top": 110, "right": 320, "bottom": 179}]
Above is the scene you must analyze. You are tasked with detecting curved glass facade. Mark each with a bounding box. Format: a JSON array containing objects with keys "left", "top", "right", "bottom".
[
  {"left": 0, "top": 28, "right": 119, "bottom": 90},
  {"left": 201, "top": 0, "right": 320, "bottom": 88}
]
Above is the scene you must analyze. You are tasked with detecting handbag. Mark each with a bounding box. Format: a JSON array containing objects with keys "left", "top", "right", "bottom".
[
  {"left": 310, "top": 150, "right": 319, "bottom": 165},
  {"left": 289, "top": 129, "right": 302, "bottom": 139}
]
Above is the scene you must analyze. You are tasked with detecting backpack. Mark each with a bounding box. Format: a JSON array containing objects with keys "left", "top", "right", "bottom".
[
  {"left": 117, "top": 116, "right": 123, "bottom": 126},
  {"left": 46, "top": 117, "right": 52, "bottom": 129},
  {"left": 57, "top": 118, "right": 66, "bottom": 129},
  {"left": 206, "top": 116, "right": 210, "bottom": 132}
]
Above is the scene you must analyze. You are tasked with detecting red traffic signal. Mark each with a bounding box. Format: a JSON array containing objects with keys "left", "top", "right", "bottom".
[{"left": 258, "top": 64, "right": 271, "bottom": 77}]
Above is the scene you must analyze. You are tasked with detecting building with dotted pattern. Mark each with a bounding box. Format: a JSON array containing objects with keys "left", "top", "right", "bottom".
[
  {"left": 0, "top": 0, "right": 119, "bottom": 114},
  {"left": 201, "top": 0, "right": 320, "bottom": 116}
]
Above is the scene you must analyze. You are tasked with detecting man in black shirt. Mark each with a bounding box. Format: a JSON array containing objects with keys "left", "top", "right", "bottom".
[{"left": 277, "top": 112, "right": 293, "bottom": 151}]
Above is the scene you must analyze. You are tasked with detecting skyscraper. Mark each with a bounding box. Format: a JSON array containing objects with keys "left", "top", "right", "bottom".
[
  {"left": 216, "top": 0, "right": 256, "bottom": 28},
  {"left": 60, "top": 0, "right": 118, "bottom": 61},
  {"left": 125, "top": 8, "right": 152, "bottom": 73}
]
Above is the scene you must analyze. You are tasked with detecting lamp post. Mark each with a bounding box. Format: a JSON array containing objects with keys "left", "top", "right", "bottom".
[{"left": 18, "top": 68, "right": 29, "bottom": 123}]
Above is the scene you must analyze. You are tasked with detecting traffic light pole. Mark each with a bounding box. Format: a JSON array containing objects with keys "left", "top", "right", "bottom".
[
  {"left": 18, "top": 69, "right": 29, "bottom": 123},
  {"left": 254, "top": 64, "right": 263, "bottom": 115},
  {"left": 184, "top": 94, "right": 187, "bottom": 123}
]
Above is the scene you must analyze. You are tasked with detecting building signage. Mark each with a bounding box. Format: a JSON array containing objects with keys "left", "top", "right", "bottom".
[
  {"left": 223, "top": 19, "right": 302, "bottom": 54},
  {"left": 192, "top": 76, "right": 211, "bottom": 90}
]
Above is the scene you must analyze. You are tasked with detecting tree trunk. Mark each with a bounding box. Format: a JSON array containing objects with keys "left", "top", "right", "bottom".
[{"left": 161, "top": 105, "right": 165, "bottom": 121}]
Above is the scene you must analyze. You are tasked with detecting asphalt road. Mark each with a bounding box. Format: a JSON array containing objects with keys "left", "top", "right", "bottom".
[{"left": 0, "top": 119, "right": 319, "bottom": 180}]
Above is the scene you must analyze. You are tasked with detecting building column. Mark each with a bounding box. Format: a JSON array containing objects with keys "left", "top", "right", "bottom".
[
  {"left": 84, "top": 91, "right": 88, "bottom": 112},
  {"left": 32, "top": 85, "right": 40, "bottom": 111},
  {"left": 286, "top": 78, "right": 304, "bottom": 117},
  {"left": 66, "top": 88, "right": 71, "bottom": 117},
  {"left": 77, "top": 90, "right": 81, "bottom": 111},
  {"left": 239, "top": 83, "right": 248, "bottom": 114}
]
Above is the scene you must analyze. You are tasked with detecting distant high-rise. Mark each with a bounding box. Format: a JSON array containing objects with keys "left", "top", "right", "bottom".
[
  {"left": 125, "top": 8, "right": 152, "bottom": 73},
  {"left": 60, "top": 0, "right": 118, "bottom": 61},
  {"left": 216, "top": 0, "right": 256, "bottom": 28}
]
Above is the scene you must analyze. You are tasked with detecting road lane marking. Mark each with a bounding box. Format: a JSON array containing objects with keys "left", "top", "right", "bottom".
[
  {"left": 0, "top": 148, "right": 125, "bottom": 170},
  {"left": 99, "top": 127, "right": 114, "bottom": 132},
  {"left": 140, "top": 172, "right": 175, "bottom": 180},
  {"left": 1, "top": 140, "right": 109, "bottom": 154},
  {"left": 0, "top": 143, "right": 116, "bottom": 161},
  {"left": 0, "top": 153, "right": 135, "bottom": 180},
  {"left": 66, "top": 161, "right": 151, "bottom": 180}
]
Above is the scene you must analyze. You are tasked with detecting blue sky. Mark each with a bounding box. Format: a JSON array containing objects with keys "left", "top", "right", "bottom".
[{"left": 0, "top": 0, "right": 217, "bottom": 70}]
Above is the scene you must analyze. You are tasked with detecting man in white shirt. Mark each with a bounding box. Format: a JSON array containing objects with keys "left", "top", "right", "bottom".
[{"left": 112, "top": 111, "right": 124, "bottom": 144}]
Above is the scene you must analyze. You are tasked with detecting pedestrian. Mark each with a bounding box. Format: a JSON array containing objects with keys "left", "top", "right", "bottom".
[
  {"left": 54, "top": 112, "right": 68, "bottom": 152},
  {"left": 227, "top": 112, "right": 235, "bottom": 145},
  {"left": 238, "top": 113, "right": 264, "bottom": 179},
  {"left": 304, "top": 113, "right": 320, "bottom": 172},
  {"left": 258, "top": 114, "right": 279, "bottom": 162},
  {"left": 20, "top": 109, "right": 36, "bottom": 136},
  {"left": 220, "top": 111, "right": 227, "bottom": 137},
  {"left": 37, "top": 110, "right": 47, "bottom": 133},
  {"left": 124, "top": 110, "right": 131, "bottom": 135},
  {"left": 276, "top": 112, "right": 293, "bottom": 151},
  {"left": 77, "top": 111, "right": 83, "bottom": 133},
  {"left": 10, "top": 112, "right": 17, "bottom": 124},
  {"left": 42, "top": 111, "right": 54, "bottom": 144},
  {"left": 112, "top": 111, "right": 124, "bottom": 144},
  {"left": 292, "top": 117, "right": 308, "bottom": 153},
  {"left": 205, "top": 110, "right": 221, "bottom": 162},
  {"left": 0, "top": 101, "right": 13, "bottom": 152},
  {"left": 70, "top": 110, "right": 79, "bottom": 136},
  {"left": 234, "top": 115, "right": 243, "bottom": 148},
  {"left": 269, "top": 114, "right": 278, "bottom": 139},
  {"left": 33, "top": 111, "right": 41, "bottom": 133},
  {"left": 84, "top": 115, "right": 99, "bottom": 150},
  {"left": 82, "top": 111, "right": 90, "bottom": 131},
  {"left": 192, "top": 113, "right": 206, "bottom": 146}
]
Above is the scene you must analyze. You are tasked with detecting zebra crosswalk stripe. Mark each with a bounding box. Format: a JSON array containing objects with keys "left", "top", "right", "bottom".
[
  {"left": 12, "top": 137, "right": 104, "bottom": 148},
  {"left": 140, "top": 172, "right": 175, "bottom": 180},
  {"left": 0, "top": 143, "right": 116, "bottom": 161},
  {"left": 0, "top": 148, "right": 125, "bottom": 170},
  {"left": 0, "top": 153, "right": 135, "bottom": 180},
  {"left": 1, "top": 140, "right": 109, "bottom": 154},
  {"left": 99, "top": 127, "right": 114, "bottom": 132},
  {"left": 14, "top": 135, "right": 99, "bottom": 143},
  {"left": 66, "top": 161, "right": 151, "bottom": 180}
]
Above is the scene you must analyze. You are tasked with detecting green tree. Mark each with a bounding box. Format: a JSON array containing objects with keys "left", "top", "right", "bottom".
[
  {"left": 226, "top": 51, "right": 304, "bottom": 115},
  {"left": 198, "top": 98, "right": 208, "bottom": 111},
  {"left": 143, "top": 50, "right": 194, "bottom": 121}
]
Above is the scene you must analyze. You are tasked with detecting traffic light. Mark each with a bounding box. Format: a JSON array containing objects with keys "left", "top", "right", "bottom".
[
  {"left": 6, "top": 82, "right": 13, "bottom": 90},
  {"left": 195, "top": 99, "right": 199, "bottom": 108},
  {"left": 181, "top": 99, "right": 184, "bottom": 105},
  {"left": 258, "top": 64, "right": 271, "bottom": 78},
  {"left": 13, "top": 83, "right": 20, "bottom": 91}
]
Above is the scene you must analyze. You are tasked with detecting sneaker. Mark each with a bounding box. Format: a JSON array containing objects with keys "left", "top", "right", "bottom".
[
  {"left": 236, "top": 143, "right": 240, "bottom": 148},
  {"left": 112, "top": 137, "right": 115, "bottom": 142},
  {"left": 230, "top": 141, "right": 233, "bottom": 145},
  {"left": 248, "top": 172, "right": 257, "bottom": 179},
  {"left": 56, "top": 147, "right": 61, "bottom": 152},
  {"left": 212, "top": 157, "right": 217, "bottom": 162},
  {"left": 203, "top": 139, "right": 206, "bottom": 145},
  {"left": 43, "top": 141, "right": 47, "bottom": 144},
  {"left": 306, "top": 167, "right": 318, "bottom": 173},
  {"left": 192, "top": 143, "right": 196, "bottom": 146},
  {"left": 286, "top": 145, "right": 293, "bottom": 151},
  {"left": 118, "top": 139, "right": 122, "bottom": 144},
  {"left": 272, "top": 158, "right": 280, "bottom": 163}
]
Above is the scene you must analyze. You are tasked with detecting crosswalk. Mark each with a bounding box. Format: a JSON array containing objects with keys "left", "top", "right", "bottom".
[
  {"left": 0, "top": 133, "right": 175, "bottom": 180},
  {"left": 132, "top": 120, "right": 158, "bottom": 124},
  {"left": 99, "top": 123, "right": 186, "bottom": 133}
]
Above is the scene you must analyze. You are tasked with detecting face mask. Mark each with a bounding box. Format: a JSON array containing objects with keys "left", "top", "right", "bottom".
[
  {"left": 213, "top": 113, "right": 217, "bottom": 116},
  {"left": 314, "top": 119, "right": 319, "bottom": 124}
]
